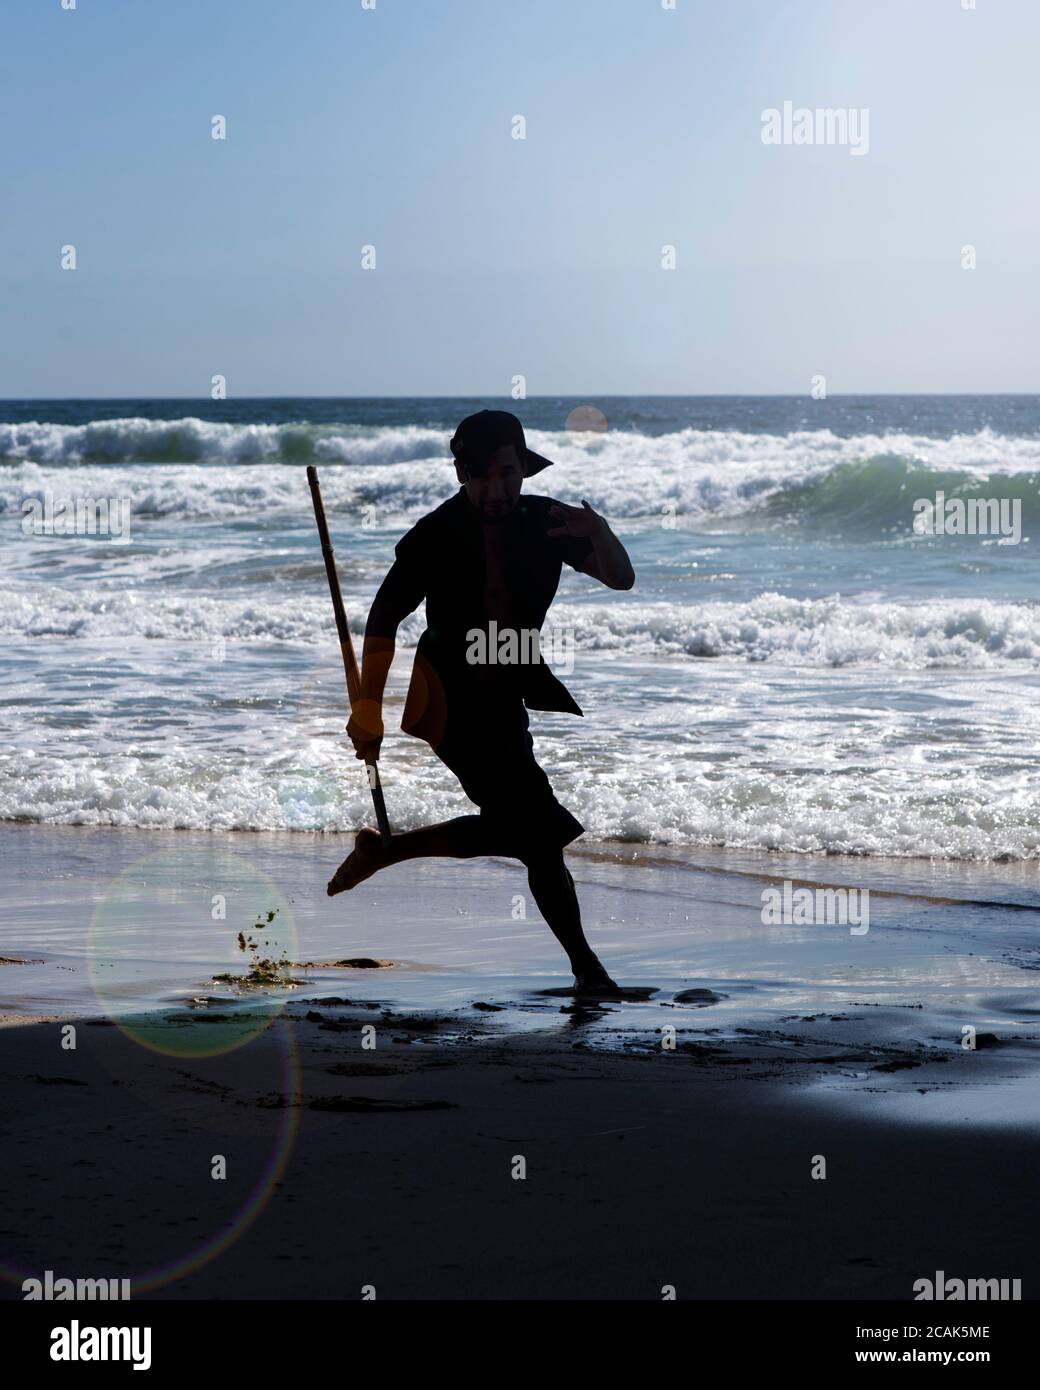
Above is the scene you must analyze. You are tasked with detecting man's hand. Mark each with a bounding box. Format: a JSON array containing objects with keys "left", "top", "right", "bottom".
[
  {"left": 347, "top": 698, "right": 384, "bottom": 762},
  {"left": 547, "top": 498, "right": 606, "bottom": 540},
  {"left": 549, "top": 498, "right": 634, "bottom": 590}
]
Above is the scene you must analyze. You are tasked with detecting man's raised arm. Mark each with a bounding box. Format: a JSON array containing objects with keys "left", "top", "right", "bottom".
[{"left": 548, "top": 499, "right": 635, "bottom": 590}]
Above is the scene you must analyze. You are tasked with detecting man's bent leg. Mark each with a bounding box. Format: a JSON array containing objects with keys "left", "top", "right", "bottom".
[{"left": 328, "top": 815, "right": 508, "bottom": 895}]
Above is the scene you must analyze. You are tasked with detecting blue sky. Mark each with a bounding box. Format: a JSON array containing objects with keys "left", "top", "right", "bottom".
[{"left": 2, "top": 0, "right": 1038, "bottom": 396}]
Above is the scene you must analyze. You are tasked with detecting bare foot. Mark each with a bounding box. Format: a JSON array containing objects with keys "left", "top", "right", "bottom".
[
  {"left": 573, "top": 964, "right": 623, "bottom": 996},
  {"left": 327, "top": 828, "right": 387, "bottom": 896}
]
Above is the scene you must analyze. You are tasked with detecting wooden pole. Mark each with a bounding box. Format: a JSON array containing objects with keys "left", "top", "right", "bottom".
[{"left": 306, "top": 465, "right": 392, "bottom": 849}]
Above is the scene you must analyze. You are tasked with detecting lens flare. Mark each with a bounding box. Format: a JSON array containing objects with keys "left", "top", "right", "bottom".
[{"left": 87, "top": 845, "right": 298, "bottom": 1057}]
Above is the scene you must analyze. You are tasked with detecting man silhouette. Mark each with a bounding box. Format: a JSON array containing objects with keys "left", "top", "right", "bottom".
[{"left": 328, "top": 410, "right": 635, "bottom": 995}]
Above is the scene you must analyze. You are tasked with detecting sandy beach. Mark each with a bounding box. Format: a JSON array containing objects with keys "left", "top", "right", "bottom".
[{"left": 3, "top": 821, "right": 1039, "bottom": 1301}]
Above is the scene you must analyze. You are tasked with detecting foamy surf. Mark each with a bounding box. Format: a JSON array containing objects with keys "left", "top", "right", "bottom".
[
  {"left": 2, "top": 584, "right": 1038, "bottom": 668},
  {"left": 2, "top": 423, "right": 1039, "bottom": 530},
  {"left": 2, "top": 396, "right": 1038, "bottom": 859}
]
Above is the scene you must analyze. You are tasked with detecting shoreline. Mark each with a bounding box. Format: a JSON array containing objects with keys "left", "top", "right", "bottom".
[{"left": 2, "top": 820, "right": 1039, "bottom": 1053}]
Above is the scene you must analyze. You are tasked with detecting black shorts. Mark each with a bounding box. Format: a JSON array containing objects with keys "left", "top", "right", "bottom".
[{"left": 433, "top": 693, "right": 585, "bottom": 858}]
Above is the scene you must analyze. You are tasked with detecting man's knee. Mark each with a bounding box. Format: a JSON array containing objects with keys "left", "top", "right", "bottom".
[{"left": 520, "top": 844, "right": 566, "bottom": 872}]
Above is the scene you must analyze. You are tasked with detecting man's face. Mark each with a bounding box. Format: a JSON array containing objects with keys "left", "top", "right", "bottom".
[{"left": 458, "top": 444, "right": 524, "bottom": 521}]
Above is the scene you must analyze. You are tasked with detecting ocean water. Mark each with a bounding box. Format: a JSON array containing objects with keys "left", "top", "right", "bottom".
[{"left": 2, "top": 395, "right": 1039, "bottom": 862}]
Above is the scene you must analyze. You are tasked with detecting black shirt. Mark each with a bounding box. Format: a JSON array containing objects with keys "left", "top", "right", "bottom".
[{"left": 371, "top": 487, "right": 594, "bottom": 747}]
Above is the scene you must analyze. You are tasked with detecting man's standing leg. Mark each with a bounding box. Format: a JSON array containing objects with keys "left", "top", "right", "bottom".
[
  {"left": 445, "top": 697, "right": 619, "bottom": 990},
  {"left": 523, "top": 848, "right": 617, "bottom": 990}
]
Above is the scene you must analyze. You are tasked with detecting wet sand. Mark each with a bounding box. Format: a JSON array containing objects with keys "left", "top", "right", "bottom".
[
  {"left": 2, "top": 822, "right": 1040, "bottom": 1298},
  {"left": 3, "top": 1001, "right": 1040, "bottom": 1300}
]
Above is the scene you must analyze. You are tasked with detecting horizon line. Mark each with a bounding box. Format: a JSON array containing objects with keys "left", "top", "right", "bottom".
[{"left": 2, "top": 391, "right": 1039, "bottom": 404}]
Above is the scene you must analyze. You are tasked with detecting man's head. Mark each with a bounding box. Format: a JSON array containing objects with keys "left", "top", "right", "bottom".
[
  {"left": 455, "top": 442, "right": 525, "bottom": 520},
  {"left": 449, "top": 410, "right": 554, "bottom": 521}
]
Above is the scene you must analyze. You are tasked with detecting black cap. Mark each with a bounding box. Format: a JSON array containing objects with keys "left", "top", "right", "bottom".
[{"left": 449, "top": 410, "right": 554, "bottom": 477}]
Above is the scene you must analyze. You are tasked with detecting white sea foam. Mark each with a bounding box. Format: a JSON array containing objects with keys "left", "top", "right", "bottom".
[
  {"left": 4, "top": 417, "right": 1038, "bottom": 859},
  {"left": 553, "top": 594, "right": 1040, "bottom": 668},
  {"left": 3, "top": 584, "right": 1037, "bottom": 669},
  {"left": 2, "top": 741, "right": 1038, "bottom": 860},
  {"left": 0, "top": 418, "right": 449, "bottom": 467},
  {"left": 2, "top": 424, "right": 1039, "bottom": 525}
]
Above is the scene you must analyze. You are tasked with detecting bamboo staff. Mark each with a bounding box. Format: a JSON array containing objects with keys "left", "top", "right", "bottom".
[{"left": 306, "top": 465, "right": 392, "bottom": 849}]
